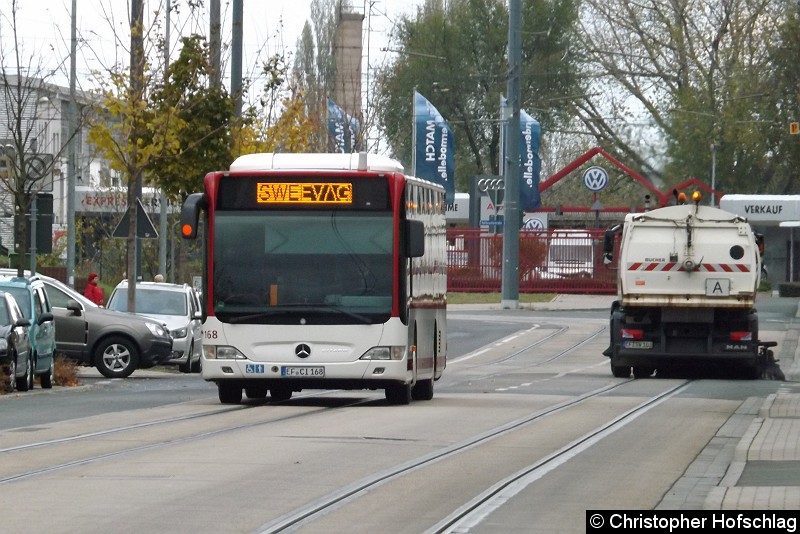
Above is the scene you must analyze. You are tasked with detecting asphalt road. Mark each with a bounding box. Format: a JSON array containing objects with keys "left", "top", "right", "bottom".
[{"left": 0, "top": 296, "right": 795, "bottom": 533}]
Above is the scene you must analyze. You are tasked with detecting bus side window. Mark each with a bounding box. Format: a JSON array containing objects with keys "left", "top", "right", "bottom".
[{"left": 405, "top": 220, "right": 425, "bottom": 258}]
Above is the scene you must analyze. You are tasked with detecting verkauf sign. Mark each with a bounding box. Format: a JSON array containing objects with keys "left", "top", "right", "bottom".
[{"left": 720, "top": 195, "right": 800, "bottom": 223}]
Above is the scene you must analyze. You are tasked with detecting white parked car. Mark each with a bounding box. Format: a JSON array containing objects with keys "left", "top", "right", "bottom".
[{"left": 107, "top": 280, "right": 203, "bottom": 373}]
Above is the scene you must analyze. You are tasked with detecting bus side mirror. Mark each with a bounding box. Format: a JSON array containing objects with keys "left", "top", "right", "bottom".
[
  {"left": 180, "top": 193, "right": 207, "bottom": 240},
  {"left": 404, "top": 220, "right": 425, "bottom": 258}
]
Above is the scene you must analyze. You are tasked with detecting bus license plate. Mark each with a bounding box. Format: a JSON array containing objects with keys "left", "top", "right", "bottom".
[
  {"left": 282, "top": 366, "right": 325, "bottom": 377},
  {"left": 622, "top": 340, "right": 653, "bottom": 349}
]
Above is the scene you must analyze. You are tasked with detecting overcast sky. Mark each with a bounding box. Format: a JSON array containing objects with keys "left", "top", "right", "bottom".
[{"left": 2, "top": 0, "right": 422, "bottom": 95}]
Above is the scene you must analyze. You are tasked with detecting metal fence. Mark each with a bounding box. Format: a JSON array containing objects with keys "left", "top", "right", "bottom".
[{"left": 446, "top": 228, "right": 617, "bottom": 294}]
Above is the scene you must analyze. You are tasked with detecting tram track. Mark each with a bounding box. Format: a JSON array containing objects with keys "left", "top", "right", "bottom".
[
  {"left": 447, "top": 323, "right": 608, "bottom": 388},
  {"left": 253, "top": 378, "right": 690, "bottom": 533},
  {"left": 428, "top": 381, "right": 691, "bottom": 533},
  {"left": 0, "top": 319, "right": 597, "bottom": 484},
  {"left": 0, "top": 394, "right": 378, "bottom": 485},
  {"left": 0, "top": 314, "right": 710, "bottom": 534}
]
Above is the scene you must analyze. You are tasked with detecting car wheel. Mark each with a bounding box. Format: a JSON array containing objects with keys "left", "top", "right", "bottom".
[
  {"left": 191, "top": 351, "right": 202, "bottom": 374},
  {"left": 3, "top": 357, "right": 16, "bottom": 393},
  {"left": 179, "top": 343, "right": 193, "bottom": 374},
  {"left": 40, "top": 357, "right": 55, "bottom": 389},
  {"left": 17, "top": 354, "right": 34, "bottom": 392},
  {"left": 94, "top": 337, "right": 140, "bottom": 379}
]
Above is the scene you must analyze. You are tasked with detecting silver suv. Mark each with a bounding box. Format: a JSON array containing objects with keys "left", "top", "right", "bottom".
[{"left": 107, "top": 281, "right": 202, "bottom": 373}]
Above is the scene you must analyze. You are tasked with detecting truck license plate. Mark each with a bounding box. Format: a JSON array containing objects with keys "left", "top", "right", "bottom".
[
  {"left": 706, "top": 278, "right": 731, "bottom": 296},
  {"left": 281, "top": 366, "right": 325, "bottom": 377},
  {"left": 622, "top": 340, "right": 653, "bottom": 349}
]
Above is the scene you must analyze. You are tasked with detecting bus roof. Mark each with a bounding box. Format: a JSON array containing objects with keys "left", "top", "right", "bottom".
[{"left": 230, "top": 152, "right": 405, "bottom": 174}]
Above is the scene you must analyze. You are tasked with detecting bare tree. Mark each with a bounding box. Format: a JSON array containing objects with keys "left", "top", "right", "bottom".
[
  {"left": 0, "top": 0, "right": 86, "bottom": 276},
  {"left": 575, "top": 0, "right": 785, "bottom": 190}
]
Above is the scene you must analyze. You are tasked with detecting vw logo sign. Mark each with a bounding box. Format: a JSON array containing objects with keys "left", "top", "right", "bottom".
[
  {"left": 582, "top": 166, "right": 609, "bottom": 192},
  {"left": 523, "top": 217, "right": 544, "bottom": 231},
  {"left": 295, "top": 344, "right": 311, "bottom": 359}
]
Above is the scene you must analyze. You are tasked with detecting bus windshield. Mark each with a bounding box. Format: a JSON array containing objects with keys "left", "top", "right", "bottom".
[{"left": 212, "top": 210, "right": 394, "bottom": 324}]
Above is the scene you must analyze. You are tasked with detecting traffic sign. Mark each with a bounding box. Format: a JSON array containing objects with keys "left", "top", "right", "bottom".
[{"left": 113, "top": 198, "right": 159, "bottom": 239}]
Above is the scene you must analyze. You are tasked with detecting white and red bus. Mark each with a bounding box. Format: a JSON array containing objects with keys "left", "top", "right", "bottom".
[{"left": 180, "top": 152, "right": 447, "bottom": 404}]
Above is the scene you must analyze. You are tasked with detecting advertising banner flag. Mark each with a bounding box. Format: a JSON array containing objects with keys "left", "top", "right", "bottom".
[
  {"left": 327, "top": 98, "right": 359, "bottom": 153},
  {"left": 413, "top": 91, "right": 455, "bottom": 203},
  {"left": 519, "top": 109, "right": 541, "bottom": 210},
  {"left": 501, "top": 97, "right": 541, "bottom": 211}
]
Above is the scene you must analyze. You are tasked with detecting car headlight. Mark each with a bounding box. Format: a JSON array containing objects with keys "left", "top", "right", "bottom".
[
  {"left": 204, "top": 345, "right": 246, "bottom": 360},
  {"left": 0, "top": 338, "right": 7, "bottom": 353},
  {"left": 359, "top": 346, "right": 406, "bottom": 361},
  {"left": 145, "top": 322, "right": 169, "bottom": 337},
  {"left": 172, "top": 327, "right": 188, "bottom": 338}
]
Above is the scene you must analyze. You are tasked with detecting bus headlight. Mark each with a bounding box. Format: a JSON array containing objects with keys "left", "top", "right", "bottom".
[
  {"left": 204, "top": 345, "right": 246, "bottom": 360},
  {"left": 360, "top": 346, "right": 406, "bottom": 361}
]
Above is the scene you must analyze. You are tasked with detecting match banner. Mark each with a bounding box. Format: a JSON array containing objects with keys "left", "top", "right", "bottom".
[
  {"left": 412, "top": 91, "right": 455, "bottom": 203},
  {"left": 327, "top": 98, "right": 359, "bottom": 153},
  {"left": 501, "top": 96, "right": 542, "bottom": 210}
]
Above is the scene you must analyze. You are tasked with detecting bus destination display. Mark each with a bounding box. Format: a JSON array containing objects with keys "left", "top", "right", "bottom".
[
  {"left": 217, "top": 176, "right": 389, "bottom": 211},
  {"left": 257, "top": 182, "right": 352, "bottom": 205}
]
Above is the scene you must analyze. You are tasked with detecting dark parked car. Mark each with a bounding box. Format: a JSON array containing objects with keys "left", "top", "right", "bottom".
[
  {"left": 0, "top": 270, "right": 173, "bottom": 379},
  {"left": 0, "top": 275, "right": 56, "bottom": 388},
  {"left": 0, "top": 291, "right": 33, "bottom": 392}
]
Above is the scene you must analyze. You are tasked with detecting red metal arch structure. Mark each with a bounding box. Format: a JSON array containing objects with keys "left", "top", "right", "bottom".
[{"left": 537, "top": 147, "right": 721, "bottom": 209}]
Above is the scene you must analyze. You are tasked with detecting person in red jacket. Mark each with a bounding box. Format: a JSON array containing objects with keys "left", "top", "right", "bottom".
[{"left": 84, "top": 273, "right": 105, "bottom": 306}]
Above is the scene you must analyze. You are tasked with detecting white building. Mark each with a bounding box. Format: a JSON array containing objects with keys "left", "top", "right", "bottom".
[{"left": 0, "top": 76, "right": 131, "bottom": 255}]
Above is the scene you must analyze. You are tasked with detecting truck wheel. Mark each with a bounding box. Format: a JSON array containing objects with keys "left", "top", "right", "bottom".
[
  {"left": 610, "top": 358, "right": 630, "bottom": 378},
  {"left": 742, "top": 364, "right": 762, "bottom": 380},
  {"left": 633, "top": 366, "right": 655, "bottom": 378}
]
